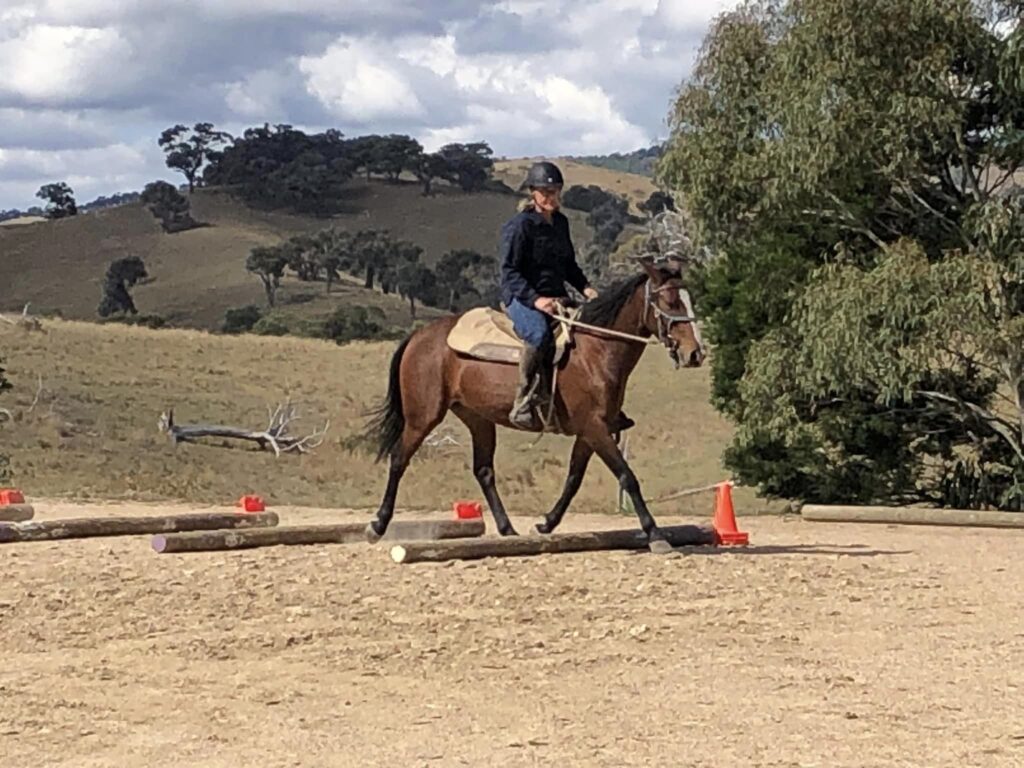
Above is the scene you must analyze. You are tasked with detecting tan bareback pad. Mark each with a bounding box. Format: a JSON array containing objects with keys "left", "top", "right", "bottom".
[{"left": 446, "top": 307, "right": 574, "bottom": 364}]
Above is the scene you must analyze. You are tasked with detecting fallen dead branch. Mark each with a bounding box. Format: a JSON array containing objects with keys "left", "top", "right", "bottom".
[
  {"left": 158, "top": 401, "right": 329, "bottom": 456},
  {"left": 0, "top": 304, "right": 44, "bottom": 332}
]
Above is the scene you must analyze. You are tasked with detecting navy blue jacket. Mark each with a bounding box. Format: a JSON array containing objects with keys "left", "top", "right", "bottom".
[{"left": 498, "top": 208, "right": 590, "bottom": 308}]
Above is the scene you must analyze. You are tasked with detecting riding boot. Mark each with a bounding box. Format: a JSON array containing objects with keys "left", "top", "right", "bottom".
[{"left": 509, "top": 344, "right": 543, "bottom": 428}]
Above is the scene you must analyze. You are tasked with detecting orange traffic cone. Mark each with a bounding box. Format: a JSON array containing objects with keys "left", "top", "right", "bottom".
[{"left": 712, "top": 481, "right": 749, "bottom": 546}]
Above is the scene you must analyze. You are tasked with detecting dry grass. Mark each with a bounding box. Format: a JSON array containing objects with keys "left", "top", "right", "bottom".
[{"left": 0, "top": 317, "right": 777, "bottom": 517}]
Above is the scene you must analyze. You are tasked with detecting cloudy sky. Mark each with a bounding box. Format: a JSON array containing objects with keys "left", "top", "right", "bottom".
[{"left": 0, "top": 0, "right": 739, "bottom": 210}]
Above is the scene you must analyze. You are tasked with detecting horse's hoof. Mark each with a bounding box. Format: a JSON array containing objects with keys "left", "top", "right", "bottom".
[
  {"left": 499, "top": 526, "right": 520, "bottom": 537},
  {"left": 535, "top": 522, "right": 553, "bottom": 535},
  {"left": 365, "top": 522, "right": 383, "bottom": 544},
  {"left": 648, "top": 538, "right": 674, "bottom": 555}
]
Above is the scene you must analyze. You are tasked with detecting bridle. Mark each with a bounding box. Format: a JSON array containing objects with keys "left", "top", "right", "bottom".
[
  {"left": 550, "top": 276, "right": 700, "bottom": 368},
  {"left": 643, "top": 279, "right": 698, "bottom": 368}
]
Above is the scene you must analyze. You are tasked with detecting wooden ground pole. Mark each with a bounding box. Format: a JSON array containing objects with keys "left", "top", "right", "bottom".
[
  {"left": 0, "top": 504, "right": 35, "bottom": 523},
  {"left": 390, "top": 524, "right": 717, "bottom": 564},
  {"left": 0, "top": 511, "right": 279, "bottom": 544},
  {"left": 152, "top": 517, "right": 485, "bottom": 553},
  {"left": 800, "top": 504, "right": 1024, "bottom": 529}
]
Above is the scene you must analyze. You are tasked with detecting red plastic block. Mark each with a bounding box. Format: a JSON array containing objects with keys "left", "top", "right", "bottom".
[
  {"left": 0, "top": 488, "right": 25, "bottom": 505},
  {"left": 237, "top": 494, "right": 266, "bottom": 513},
  {"left": 453, "top": 500, "right": 483, "bottom": 520}
]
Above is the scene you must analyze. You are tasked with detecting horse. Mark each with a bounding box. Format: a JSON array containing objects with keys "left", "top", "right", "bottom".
[{"left": 362, "top": 258, "right": 705, "bottom": 553}]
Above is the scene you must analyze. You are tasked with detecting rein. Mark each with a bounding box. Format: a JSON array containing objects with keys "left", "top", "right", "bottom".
[
  {"left": 550, "top": 312, "right": 659, "bottom": 345},
  {"left": 549, "top": 280, "right": 698, "bottom": 365}
]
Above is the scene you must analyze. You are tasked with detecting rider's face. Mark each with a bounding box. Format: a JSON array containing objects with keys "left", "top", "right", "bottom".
[{"left": 531, "top": 185, "right": 562, "bottom": 214}]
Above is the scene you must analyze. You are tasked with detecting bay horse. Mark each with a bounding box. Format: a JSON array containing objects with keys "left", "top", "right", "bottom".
[{"left": 363, "top": 258, "right": 705, "bottom": 552}]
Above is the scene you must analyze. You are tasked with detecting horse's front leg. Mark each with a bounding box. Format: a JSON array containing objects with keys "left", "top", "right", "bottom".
[
  {"left": 536, "top": 437, "right": 593, "bottom": 534},
  {"left": 583, "top": 424, "right": 671, "bottom": 554}
]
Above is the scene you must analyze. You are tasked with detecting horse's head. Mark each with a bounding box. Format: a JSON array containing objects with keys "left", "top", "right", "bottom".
[{"left": 638, "top": 258, "right": 704, "bottom": 369}]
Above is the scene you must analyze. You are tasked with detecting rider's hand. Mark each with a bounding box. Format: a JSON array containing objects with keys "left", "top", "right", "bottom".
[
  {"left": 583, "top": 286, "right": 599, "bottom": 301},
  {"left": 534, "top": 297, "right": 559, "bottom": 314}
]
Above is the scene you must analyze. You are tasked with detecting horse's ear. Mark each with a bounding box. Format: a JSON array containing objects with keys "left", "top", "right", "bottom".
[{"left": 637, "top": 257, "right": 665, "bottom": 286}]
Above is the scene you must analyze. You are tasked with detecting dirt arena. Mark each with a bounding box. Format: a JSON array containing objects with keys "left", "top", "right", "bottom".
[{"left": 2, "top": 501, "right": 1023, "bottom": 767}]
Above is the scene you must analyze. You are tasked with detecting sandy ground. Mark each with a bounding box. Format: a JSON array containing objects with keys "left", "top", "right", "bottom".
[{"left": 2, "top": 500, "right": 1023, "bottom": 768}]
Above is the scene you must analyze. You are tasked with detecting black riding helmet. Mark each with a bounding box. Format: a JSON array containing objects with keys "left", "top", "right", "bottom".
[{"left": 520, "top": 160, "right": 564, "bottom": 190}]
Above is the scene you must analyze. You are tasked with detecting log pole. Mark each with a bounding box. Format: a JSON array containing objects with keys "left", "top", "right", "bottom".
[
  {"left": 800, "top": 505, "right": 1024, "bottom": 529},
  {"left": 0, "top": 504, "right": 34, "bottom": 523},
  {"left": 0, "top": 511, "right": 279, "bottom": 544},
  {"left": 390, "top": 524, "right": 717, "bottom": 564},
  {"left": 153, "top": 517, "right": 485, "bottom": 554}
]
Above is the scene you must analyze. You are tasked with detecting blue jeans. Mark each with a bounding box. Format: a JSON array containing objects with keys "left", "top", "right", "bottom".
[{"left": 506, "top": 298, "right": 553, "bottom": 347}]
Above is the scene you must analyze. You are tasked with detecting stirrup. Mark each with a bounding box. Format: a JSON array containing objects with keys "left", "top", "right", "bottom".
[{"left": 509, "top": 375, "right": 541, "bottom": 428}]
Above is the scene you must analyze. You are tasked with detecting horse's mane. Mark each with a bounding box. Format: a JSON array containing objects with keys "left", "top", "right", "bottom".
[{"left": 579, "top": 273, "right": 649, "bottom": 328}]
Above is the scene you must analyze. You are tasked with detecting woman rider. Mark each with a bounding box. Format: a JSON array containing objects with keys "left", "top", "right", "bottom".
[{"left": 498, "top": 160, "right": 633, "bottom": 433}]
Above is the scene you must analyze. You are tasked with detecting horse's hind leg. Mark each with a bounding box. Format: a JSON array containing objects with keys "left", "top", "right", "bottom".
[
  {"left": 452, "top": 405, "right": 518, "bottom": 536},
  {"left": 536, "top": 437, "right": 593, "bottom": 534},
  {"left": 368, "top": 408, "right": 447, "bottom": 541}
]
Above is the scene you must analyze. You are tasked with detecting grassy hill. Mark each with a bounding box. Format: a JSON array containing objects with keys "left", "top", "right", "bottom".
[
  {"left": 0, "top": 180, "right": 600, "bottom": 331},
  {"left": 0, "top": 316, "right": 778, "bottom": 517}
]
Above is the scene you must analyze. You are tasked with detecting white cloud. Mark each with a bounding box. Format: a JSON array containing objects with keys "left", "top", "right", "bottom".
[
  {"left": 224, "top": 70, "right": 295, "bottom": 121},
  {"left": 0, "top": 108, "right": 111, "bottom": 150},
  {"left": 0, "top": 24, "right": 137, "bottom": 105},
  {"left": 0, "top": 140, "right": 172, "bottom": 207},
  {"left": 299, "top": 39, "right": 427, "bottom": 123},
  {"left": 650, "top": 0, "right": 736, "bottom": 30}
]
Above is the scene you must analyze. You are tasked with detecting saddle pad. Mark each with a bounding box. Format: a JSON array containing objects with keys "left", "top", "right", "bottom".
[{"left": 447, "top": 307, "right": 571, "bottom": 364}]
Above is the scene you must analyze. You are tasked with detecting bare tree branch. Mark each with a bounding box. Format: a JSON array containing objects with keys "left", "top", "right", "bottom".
[
  {"left": 158, "top": 401, "right": 330, "bottom": 456},
  {"left": 954, "top": 124, "right": 984, "bottom": 203},
  {"left": 25, "top": 375, "right": 43, "bottom": 415},
  {"left": 916, "top": 389, "right": 1024, "bottom": 462}
]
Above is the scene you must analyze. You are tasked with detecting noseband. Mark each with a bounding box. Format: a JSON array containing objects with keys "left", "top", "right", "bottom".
[{"left": 643, "top": 280, "right": 697, "bottom": 368}]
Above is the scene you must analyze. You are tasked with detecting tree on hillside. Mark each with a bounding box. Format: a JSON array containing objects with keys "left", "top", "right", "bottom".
[
  {"left": 396, "top": 261, "right": 438, "bottom": 319},
  {"left": 413, "top": 152, "right": 453, "bottom": 196},
  {"left": 321, "top": 305, "right": 388, "bottom": 344},
  {"left": 36, "top": 183, "right": 77, "bottom": 219},
  {"left": 312, "top": 229, "right": 349, "bottom": 293},
  {"left": 282, "top": 235, "right": 321, "bottom": 282},
  {"left": 562, "top": 184, "right": 623, "bottom": 213},
  {"left": 345, "top": 230, "right": 396, "bottom": 290},
  {"left": 379, "top": 241, "right": 423, "bottom": 295},
  {"left": 639, "top": 190, "right": 676, "bottom": 217},
  {"left": 587, "top": 196, "right": 629, "bottom": 249},
  {"left": 203, "top": 124, "right": 352, "bottom": 213},
  {"left": 98, "top": 257, "right": 149, "bottom": 317},
  {"left": 435, "top": 249, "right": 496, "bottom": 310},
  {"left": 436, "top": 142, "right": 494, "bottom": 192},
  {"left": 159, "top": 123, "right": 232, "bottom": 192},
  {"left": 368, "top": 134, "right": 423, "bottom": 181},
  {"left": 659, "top": 0, "right": 1024, "bottom": 508},
  {"left": 246, "top": 245, "right": 288, "bottom": 308},
  {"left": 140, "top": 181, "right": 198, "bottom": 233}
]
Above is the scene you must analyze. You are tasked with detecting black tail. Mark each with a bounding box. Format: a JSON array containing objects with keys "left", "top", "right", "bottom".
[{"left": 363, "top": 334, "right": 412, "bottom": 463}]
